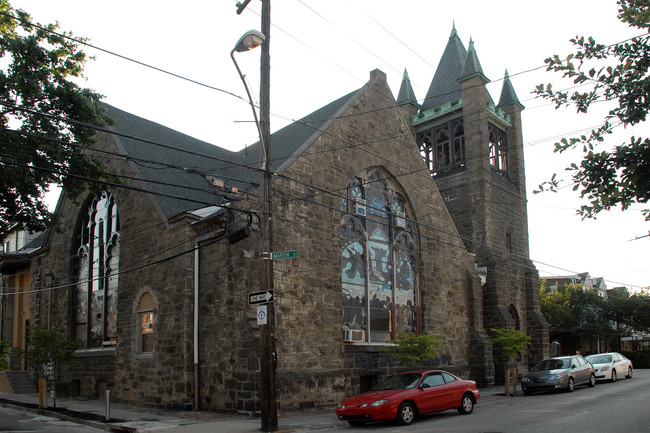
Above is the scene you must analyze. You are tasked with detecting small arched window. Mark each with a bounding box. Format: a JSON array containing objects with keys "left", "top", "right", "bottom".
[
  {"left": 340, "top": 168, "right": 418, "bottom": 343},
  {"left": 137, "top": 291, "right": 155, "bottom": 353},
  {"left": 488, "top": 124, "right": 508, "bottom": 175}
]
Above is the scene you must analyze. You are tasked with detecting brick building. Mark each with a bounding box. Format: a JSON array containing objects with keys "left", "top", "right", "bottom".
[{"left": 21, "top": 28, "right": 547, "bottom": 412}]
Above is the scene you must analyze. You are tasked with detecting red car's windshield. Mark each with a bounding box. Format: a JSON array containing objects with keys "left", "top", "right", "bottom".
[{"left": 372, "top": 373, "right": 422, "bottom": 391}]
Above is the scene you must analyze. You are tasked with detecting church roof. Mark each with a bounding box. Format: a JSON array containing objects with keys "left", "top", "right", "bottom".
[
  {"left": 497, "top": 70, "right": 524, "bottom": 109},
  {"left": 420, "top": 25, "right": 467, "bottom": 113},
  {"left": 396, "top": 69, "right": 420, "bottom": 108},
  {"left": 458, "top": 38, "right": 488, "bottom": 83},
  {"left": 419, "top": 26, "right": 496, "bottom": 116},
  {"left": 104, "top": 86, "right": 361, "bottom": 220}
]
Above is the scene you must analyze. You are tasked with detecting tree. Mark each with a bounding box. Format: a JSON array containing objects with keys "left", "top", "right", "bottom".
[
  {"left": 539, "top": 281, "right": 612, "bottom": 343},
  {"left": 0, "top": 0, "right": 112, "bottom": 237},
  {"left": 533, "top": 0, "right": 650, "bottom": 221},
  {"left": 20, "top": 326, "right": 79, "bottom": 407},
  {"left": 382, "top": 332, "right": 443, "bottom": 367},
  {"left": 490, "top": 328, "right": 531, "bottom": 361},
  {"left": 606, "top": 287, "right": 650, "bottom": 333},
  {"left": 0, "top": 339, "right": 9, "bottom": 370}
]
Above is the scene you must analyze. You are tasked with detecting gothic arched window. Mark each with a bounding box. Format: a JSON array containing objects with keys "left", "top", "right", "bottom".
[
  {"left": 488, "top": 123, "right": 508, "bottom": 175},
  {"left": 416, "top": 118, "right": 465, "bottom": 176},
  {"left": 341, "top": 169, "right": 418, "bottom": 343},
  {"left": 74, "top": 191, "right": 120, "bottom": 348}
]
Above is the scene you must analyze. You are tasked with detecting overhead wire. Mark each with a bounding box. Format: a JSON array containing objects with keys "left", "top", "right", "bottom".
[{"left": 1, "top": 7, "right": 646, "bottom": 290}]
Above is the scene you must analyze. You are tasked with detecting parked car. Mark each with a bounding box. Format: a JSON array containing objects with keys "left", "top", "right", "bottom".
[
  {"left": 335, "top": 370, "right": 480, "bottom": 426},
  {"left": 585, "top": 352, "right": 633, "bottom": 382},
  {"left": 521, "top": 355, "right": 595, "bottom": 395}
]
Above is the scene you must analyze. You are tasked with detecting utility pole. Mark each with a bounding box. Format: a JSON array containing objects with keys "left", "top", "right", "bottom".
[
  {"left": 235, "top": 1, "right": 276, "bottom": 430},
  {"left": 259, "top": 1, "right": 277, "bottom": 431}
]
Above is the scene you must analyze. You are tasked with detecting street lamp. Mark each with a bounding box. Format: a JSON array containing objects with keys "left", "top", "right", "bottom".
[
  {"left": 231, "top": 29, "right": 278, "bottom": 432},
  {"left": 230, "top": 30, "right": 267, "bottom": 168}
]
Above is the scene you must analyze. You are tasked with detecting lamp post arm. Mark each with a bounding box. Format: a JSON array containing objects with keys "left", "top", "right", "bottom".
[{"left": 230, "top": 50, "right": 267, "bottom": 169}]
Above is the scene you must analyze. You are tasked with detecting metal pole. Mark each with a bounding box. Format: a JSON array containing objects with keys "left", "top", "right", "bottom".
[
  {"left": 105, "top": 389, "right": 111, "bottom": 421},
  {"left": 259, "top": 1, "right": 277, "bottom": 431}
]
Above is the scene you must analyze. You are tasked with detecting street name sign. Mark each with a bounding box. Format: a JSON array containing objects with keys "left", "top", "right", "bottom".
[
  {"left": 271, "top": 250, "right": 298, "bottom": 259},
  {"left": 249, "top": 290, "right": 274, "bottom": 305}
]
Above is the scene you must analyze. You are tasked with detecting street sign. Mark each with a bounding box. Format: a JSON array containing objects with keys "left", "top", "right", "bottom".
[
  {"left": 249, "top": 290, "right": 274, "bottom": 305},
  {"left": 257, "top": 305, "right": 268, "bottom": 325},
  {"left": 271, "top": 250, "right": 298, "bottom": 259}
]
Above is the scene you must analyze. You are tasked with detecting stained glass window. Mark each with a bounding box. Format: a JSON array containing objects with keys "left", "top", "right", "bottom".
[
  {"left": 341, "top": 169, "right": 417, "bottom": 343},
  {"left": 74, "top": 192, "right": 119, "bottom": 348}
]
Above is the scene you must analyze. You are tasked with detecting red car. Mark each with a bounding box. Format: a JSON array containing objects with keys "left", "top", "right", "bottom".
[{"left": 335, "top": 370, "right": 480, "bottom": 426}]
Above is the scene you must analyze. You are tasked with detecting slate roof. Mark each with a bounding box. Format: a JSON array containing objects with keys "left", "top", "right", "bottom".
[
  {"left": 497, "top": 70, "right": 524, "bottom": 109},
  {"left": 396, "top": 69, "right": 419, "bottom": 108},
  {"left": 458, "top": 38, "right": 488, "bottom": 83},
  {"left": 420, "top": 25, "right": 467, "bottom": 113},
  {"left": 103, "top": 86, "right": 361, "bottom": 221},
  {"left": 419, "top": 26, "right": 495, "bottom": 115}
]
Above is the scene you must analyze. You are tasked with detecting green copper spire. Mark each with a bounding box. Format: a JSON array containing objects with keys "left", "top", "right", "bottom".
[
  {"left": 397, "top": 68, "right": 420, "bottom": 108},
  {"left": 497, "top": 69, "right": 524, "bottom": 109}
]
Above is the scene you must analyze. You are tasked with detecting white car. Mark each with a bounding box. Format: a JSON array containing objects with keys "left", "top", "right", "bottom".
[{"left": 585, "top": 352, "right": 633, "bottom": 382}]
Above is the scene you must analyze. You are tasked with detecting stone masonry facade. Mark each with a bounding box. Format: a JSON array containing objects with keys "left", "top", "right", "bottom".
[{"left": 28, "top": 59, "right": 548, "bottom": 412}]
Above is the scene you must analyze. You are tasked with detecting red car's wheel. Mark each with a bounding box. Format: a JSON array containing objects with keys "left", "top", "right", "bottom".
[
  {"left": 396, "top": 401, "right": 416, "bottom": 426},
  {"left": 457, "top": 393, "right": 475, "bottom": 415}
]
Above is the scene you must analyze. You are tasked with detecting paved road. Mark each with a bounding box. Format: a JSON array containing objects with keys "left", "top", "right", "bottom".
[
  {"left": 332, "top": 369, "right": 649, "bottom": 433},
  {"left": 0, "top": 406, "right": 104, "bottom": 433}
]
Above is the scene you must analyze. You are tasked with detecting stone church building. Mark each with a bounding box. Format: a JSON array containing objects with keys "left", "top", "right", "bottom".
[{"left": 20, "top": 27, "right": 548, "bottom": 412}]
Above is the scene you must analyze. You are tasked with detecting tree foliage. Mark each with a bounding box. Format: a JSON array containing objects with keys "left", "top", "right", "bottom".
[
  {"left": 20, "top": 326, "right": 79, "bottom": 368},
  {"left": 382, "top": 332, "right": 443, "bottom": 367},
  {"left": 0, "top": 0, "right": 112, "bottom": 237},
  {"left": 490, "top": 328, "right": 531, "bottom": 361},
  {"left": 533, "top": 0, "right": 650, "bottom": 220},
  {"left": 0, "top": 339, "right": 10, "bottom": 370},
  {"left": 540, "top": 280, "right": 612, "bottom": 341},
  {"left": 540, "top": 279, "right": 650, "bottom": 343}
]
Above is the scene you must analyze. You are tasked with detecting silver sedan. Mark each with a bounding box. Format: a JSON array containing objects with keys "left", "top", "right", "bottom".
[{"left": 585, "top": 352, "right": 633, "bottom": 382}]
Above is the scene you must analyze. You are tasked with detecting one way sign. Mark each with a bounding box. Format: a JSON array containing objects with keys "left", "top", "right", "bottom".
[{"left": 248, "top": 290, "right": 274, "bottom": 305}]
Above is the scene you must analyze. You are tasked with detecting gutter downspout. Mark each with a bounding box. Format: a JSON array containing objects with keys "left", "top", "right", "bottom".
[{"left": 194, "top": 240, "right": 200, "bottom": 411}]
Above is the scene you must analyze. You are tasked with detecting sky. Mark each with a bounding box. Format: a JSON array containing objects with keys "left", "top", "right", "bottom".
[{"left": 11, "top": 0, "right": 649, "bottom": 290}]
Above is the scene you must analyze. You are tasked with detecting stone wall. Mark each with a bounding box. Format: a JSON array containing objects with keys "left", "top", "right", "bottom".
[
  {"left": 26, "top": 67, "right": 535, "bottom": 414},
  {"left": 35, "top": 132, "right": 199, "bottom": 410}
]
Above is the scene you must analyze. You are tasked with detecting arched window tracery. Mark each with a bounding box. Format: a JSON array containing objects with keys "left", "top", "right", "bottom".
[
  {"left": 341, "top": 169, "right": 418, "bottom": 343},
  {"left": 74, "top": 191, "right": 119, "bottom": 348}
]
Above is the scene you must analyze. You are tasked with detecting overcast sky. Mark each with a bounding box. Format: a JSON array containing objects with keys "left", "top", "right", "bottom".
[{"left": 13, "top": 0, "right": 649, "bottom": 290}]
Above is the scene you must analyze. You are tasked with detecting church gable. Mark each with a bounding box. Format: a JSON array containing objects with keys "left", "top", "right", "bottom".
[
  {"left": 22, "top": 24, "right": 550, "bottom": 413},
  {"left": 267, "top": 69, "right": 477, "bottom": 380}
]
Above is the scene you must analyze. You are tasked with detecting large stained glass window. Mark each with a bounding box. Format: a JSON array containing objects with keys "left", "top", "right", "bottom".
[
  {"left": 341, "top": 169, "right": 417, "bottom": 343},
  {"left": 74, "top": 191, "right": 119, "bottom": 348}
]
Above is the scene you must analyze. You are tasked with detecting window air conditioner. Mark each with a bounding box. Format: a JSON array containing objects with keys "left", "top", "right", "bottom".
[
  {"left": 355, "top": 199, "right": 366, "bottom": 217},
  {"left": 343, "top": 329, "right": 365, "bottom": 342}
]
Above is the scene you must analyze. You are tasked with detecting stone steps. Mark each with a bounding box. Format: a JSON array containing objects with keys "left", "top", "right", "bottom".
[{"left": 3, "top": 371, "right": 37, "bottom": 394}]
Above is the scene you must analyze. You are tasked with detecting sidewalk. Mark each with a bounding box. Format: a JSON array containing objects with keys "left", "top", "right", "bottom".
[{"left": 0, "top": 386, "right": 507, "bottom": 433}]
